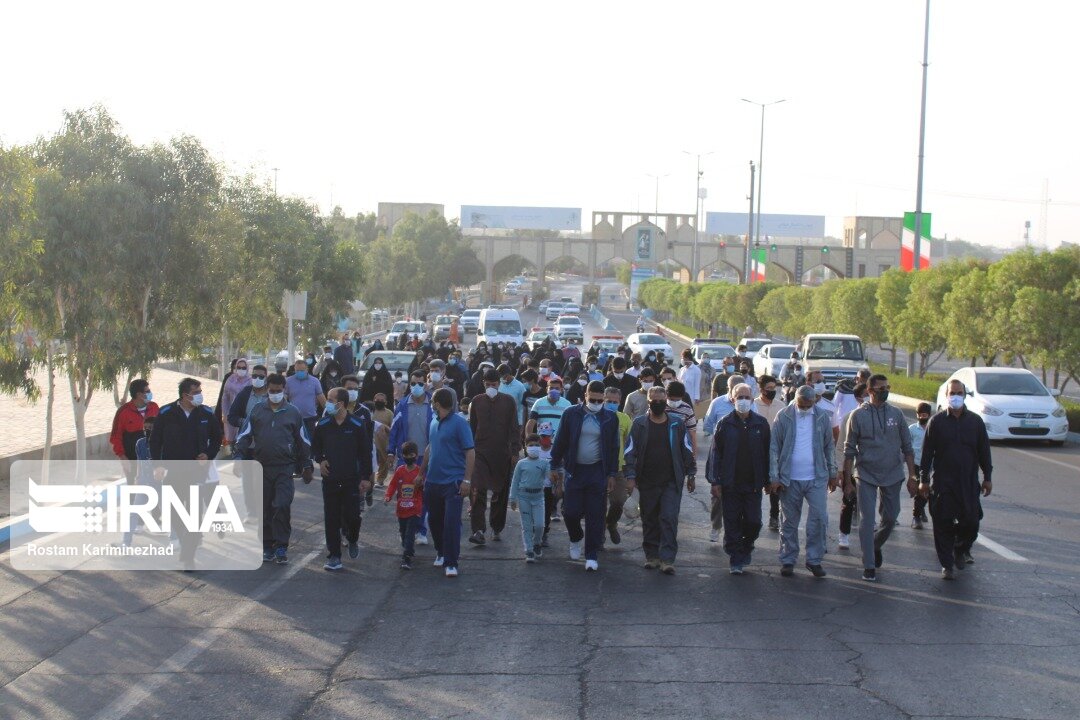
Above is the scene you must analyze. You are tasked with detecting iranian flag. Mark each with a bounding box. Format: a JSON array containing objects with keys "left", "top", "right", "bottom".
[
  {"left": 901, "top": 212, "right": 932, "bottom": 271},
  {"left": 749, "top": 247, "right": 768, "bottom": 283}
]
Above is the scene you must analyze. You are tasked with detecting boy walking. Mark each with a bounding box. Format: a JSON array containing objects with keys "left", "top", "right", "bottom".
[
  {"left": 385, "top": 441, "right": 424, "bottom": 569},
  {"left": 509, "top": 434, "right": 550, "bottom": 562}
]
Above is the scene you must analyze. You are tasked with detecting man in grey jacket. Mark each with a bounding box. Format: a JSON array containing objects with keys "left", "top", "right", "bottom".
[
  {"left": 235, "top": 373, "right": 314, "bottom": 565},
  {"left": 768, "top": 385, "right": 837, "bottom": 578},
  {"left": 842, "top": 373, "right": 917, "bottom": 582},
  {"left": 624, "top": 385, "right": 697, "bottom": 575}
]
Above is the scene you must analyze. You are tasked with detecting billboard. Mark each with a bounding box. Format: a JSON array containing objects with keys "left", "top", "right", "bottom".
[
  {"left": 901, "top": 212, "right": 932, "bottom": 271},
  {"left": 706, "top": 212, "right": 825, "bottom": 238},
  {"left": 629, "top": 266, "right": 655, "bottom": 302},
  {"left": 461, "top": 205, "right": 581, "bottom": 231},
  {"left": 635, "top": 227, "right": 654, "bottom": 261}
]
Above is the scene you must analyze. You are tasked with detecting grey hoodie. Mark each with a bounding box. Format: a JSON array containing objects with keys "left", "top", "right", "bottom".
[
  {"left": 235, "top": 401, "right": 312, "bottom": 472},
  {"left": 843, "top": 401, "right": 913, "bottom": 487}
]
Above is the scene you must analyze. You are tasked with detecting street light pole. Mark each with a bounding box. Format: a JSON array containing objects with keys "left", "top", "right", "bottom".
[
  {"left": 645, "top": 173, "right": 670, "bottom": 227},
  {"left": 912, "top": 0, "right": 931, "bottom": 270},
  {"left": 741, "top": 99, "right": 786, "bottom": 250},
  {"left": 746, "top": 161, "right": 756, "bottom": 285},
  {"left": 682, "top": 151, "right": 715, "bottom": 282}
]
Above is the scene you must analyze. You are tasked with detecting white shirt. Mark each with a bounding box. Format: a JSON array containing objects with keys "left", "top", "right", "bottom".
[
  {"left": 789, "top": 409, "right": 816, "bottom": 482},
  {"left": 678, "top": 363, "right": 702, "bottom": 403},
  {"left": 816, "top": 396, "right": 840, "bottom": 429},
  {"left": 626, "top": 366, "right": 642, "bottom": 378},
  {"left": 833, "top": 392, "right": 859, "bottom": 428}
]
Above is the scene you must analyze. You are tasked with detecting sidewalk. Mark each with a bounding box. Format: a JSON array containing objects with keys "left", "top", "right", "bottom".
[{"left": 0, "top": 367, "right": 219, "bottom": 516}]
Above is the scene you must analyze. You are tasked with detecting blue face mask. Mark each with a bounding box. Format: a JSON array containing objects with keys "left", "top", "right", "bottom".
[
  {"left": 548, "top": 389, "right": 561, "bottom": 401},
  {"left": 449, "top": 358, "right": 457, "bottom": 366},
  {"left": 410, "top": 383, "right": 425, "bottom": 398},
  {"left": 605, "top": 401, "right": 619, "bottom": 412},
  {"left": 296, "top": 370, "right": 308, "bottom": 380},
  {"left": 724, "top": 366, "right": 734, "bottom": 374}
]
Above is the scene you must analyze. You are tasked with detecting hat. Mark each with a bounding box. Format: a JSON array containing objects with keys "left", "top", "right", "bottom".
[{"left": 537, "top": 423, "right": 555, "bottom": 436}]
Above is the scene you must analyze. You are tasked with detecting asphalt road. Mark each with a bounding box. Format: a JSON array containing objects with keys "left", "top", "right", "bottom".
[{"left": 2, "top": 293, "right": 1079, "bottom": 719}]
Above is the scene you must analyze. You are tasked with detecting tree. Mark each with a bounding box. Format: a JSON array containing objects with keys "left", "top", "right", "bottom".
[
  {"left": 806, "top": 279, "right": 842, "bottom": 333},
  {"left": 941, "top": 266, "right": 998, "bottom": 366},
  {"left": 615, "top": 262, "right": 631, "bottom": 286},
  {"left": 831, "top": 277, "right": 884, "bottom": 349},
  {"left": 875, "top": 269, "right": 911, "bottom": 372}
]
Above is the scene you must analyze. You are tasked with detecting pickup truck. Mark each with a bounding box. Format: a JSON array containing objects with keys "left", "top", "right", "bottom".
[{"left": 797, "top": 334, "right": 866, "bottom": 390}]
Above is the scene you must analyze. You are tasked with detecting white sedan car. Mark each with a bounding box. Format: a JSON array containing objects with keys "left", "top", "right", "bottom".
[
  {"left": 627, "top": 333, "right": 673, "bottom": 362},
  {"left": 936, "top": 367, "right": 1070, "bottom": 445},
  {"left": 753, "top": 343, "right": 798, "bottom": 378},
  {"left": 385, "top": 320, "right": 427, "bottom": 347}
]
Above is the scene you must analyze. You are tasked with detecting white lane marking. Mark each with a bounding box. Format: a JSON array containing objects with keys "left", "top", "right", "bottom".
[
  {"left": 975, "top": 534, "right": 1029, "bottom": 562},
  {"left": 90, "top": 549, "right": 321, "bottom": 720},
  {"left": 1007, "top": 447, "right": 1080, "bottom": 474}
]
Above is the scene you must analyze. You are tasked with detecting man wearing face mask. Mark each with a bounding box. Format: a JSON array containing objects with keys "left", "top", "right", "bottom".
[
  {"left": 626, "top": 353, "right": 644, "bottom": 378},
  {"left": 550, "top": 380, "right": 620, "bottom": 571},
  {"left": 768, "top": 385, "right": 837, "bottom": 578},
  {"left": 842, "top": 374, "right": 917, "bottom": 582},
  {"left": 585, "top": 358, "right": 604, "bottom": 383},
  {"left": 333, "top": 333, "right": 356, "bottom": 376},
  {"left": 312, "top": 388, "right": 373, "bottom": 571},
  {"left": 526, "top": 375, "right": 571, "bottom": 442},
  {"left": 602, "top": 386, "right": 633, "bottom": 544},
  {"left": 677, "top": 349, "right": 702, "bottom": 415},
  {"left": 427, "top": 359, "right": 459, "bottom": 411},
  {"left": 836, "top": 382, "right": 868, "bottom": 549},
  {"left": 804, "top": 370, "right": 841, "bottom": 443},
  {"left": 445, "top": 350, "right": 469, "bottom": 399},
  {"left": 234, "top": 374, "right": 313, "bottom": 565},
  {"left": 227, "top": 365, "right": 271, "bottom": 517},
  {"left": 110, "top": 378, "right": 160, "bottom": 484},
  {"left": 603, "top": 356, "right": 641, "bottom": 412},
  {"left": 388, "top": 370, "right": 435, "bottom": 546},
  {"left": 496, "top": 363, "right": 527, "bottom": 427},
  {"left": 908, "top": 402, "right": 933, "bottom": 529},
  {"left": 623, "top": 366, "right": 655, "bottom": 419},
  {"left": 918, "top": 380, "right": 993, "bottom": 580},
  {"left": 420, "top": 388, "right": 475, "bottom": 577},
  {"left": 149, "top": 378, "right": 224, "bottom": 570},
  {"left": 468, "top": 369, "right": 522, "bottom": 545},
  {"left": 286, "top": 359, "right": 327, "bottom": 449},
  {"left": 737, "top": 360, "right": 757, "bottom": 398},
  {"left": 701, "top": 375, "right": 744, "bottom": 542},
  {"left": 624, "top": 385, "right": 697, "bottom": 575},
  {"left": 708, "top": 382, "right": 770, "bottom": 574}
]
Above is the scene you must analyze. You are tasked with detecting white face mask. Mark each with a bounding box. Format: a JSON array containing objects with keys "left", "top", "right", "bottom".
[
  {"left": 641, "top": 381, "right": 654, "bottom": 391},
  {"left": 485, "top": 386, "right": 499, "bottom": 398},
  {"left": 735, "top": 398, "right": 753, "bottom": 414},
  {"left": 268, "top": 391, "right": 285, "bottom": 404},
  {"left": 430, "top": 371, "right": 443, "bottom": 383},
  {"left": 948, "top": 394, "right": 965, "bottom": 411},
  {"left": 577, "top": 377, "right": 587, "bottom": 386},
  {"left": 347, "top": 389, "right": 359, "bottom": 402},
  {"left": 813, "top": 382, "right": 826, "bottom": 394},
  {"left": 235, "top": 368, "right": 248, "bottom": 377},
  {"left": 586, "top": 400, "right": 604, "bottom": 412},
  {"left": 190, "top": 393, "right": 204, "bottom": 407},
  {"left": 540, "top": 367, "right": 551, "bottom": 376},
  {"left": 252, "top": 377, "right": 266, "bottom": 389},
  {"left": 526, "top": 446, "right": 541, "bottom": 459},
  {"left": 614, "top": 372, "right": 624, "bottom": 379},
  {"left": 667, "top": 398, "right": 679, "bottom": 407}
]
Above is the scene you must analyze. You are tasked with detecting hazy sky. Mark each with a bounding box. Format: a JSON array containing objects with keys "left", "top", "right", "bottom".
[{"left": 4, "top": 1, "right": 1078, "bottom": 248}]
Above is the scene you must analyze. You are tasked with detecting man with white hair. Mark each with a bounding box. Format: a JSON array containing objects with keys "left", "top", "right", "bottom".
[
  {"left": 768, "top": 385, "right": 838, "bottom": 578},
  {"left": 702, "top": 373, "right": 744, "bottom": 542}
]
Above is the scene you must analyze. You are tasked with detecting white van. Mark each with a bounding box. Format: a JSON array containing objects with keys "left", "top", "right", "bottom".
[{"left": 477, "top": 308, "right": 524, "bottom": 346}]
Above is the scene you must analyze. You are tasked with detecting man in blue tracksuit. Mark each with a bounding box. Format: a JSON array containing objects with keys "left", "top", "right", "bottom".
[
  {"left": 420, "top": 388, "right": 475, "bottom": 578},
  {"left": 312, "top": 388, "right": 373, "bottom": 571},
  {"left": 388, "top": 369, "right": 434, "bottom": 543},
  {"left": 550, "top": 380, "right": 620, "bottom": 571}
]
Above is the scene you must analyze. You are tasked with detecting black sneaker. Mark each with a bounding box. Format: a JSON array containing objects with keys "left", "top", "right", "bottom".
[
  {"left": 874, "top": 547, "right": 883, "bottom": 568},
  {"left": 805, "top": 563, "right": 827, "bottom": 578},
  {"left": 862, "top": 568, "right": 877, "bottom": 582},
  {"left": 911, "top": 517, "right": 923, "bottom": 530},
  {"left": 400, "top": 557, "right": 412, "bottom": 570},
  {"left": 348, "top": 540, "right": 359, "bottom": 560},
  {"left": 541, "top": 532, "right": 550, "bottom": 548},
  {"left": 919, "top": 511, "right": 929, "bottom": 523},
  {"left": 768, "top": 517, "right": 779, "bottom": 532},
  {"left": 961, "top": 551, "right": 974, "bottom": 565},
  {"left": 941, "top": 566, "right": 955, "bottom": 580},
  {"left": 366, "top": 495, "right": 374, "bottom": 508},
  {"left": 954, "top": 549, "right": 967, "bottom": 570},
  {"left": 469, "top": 530, "right": 486, "bottom": 545},
  {"left": 780, "top": 564, "right": 794, "bottom": 577},
  {"left": 607, "top": 523, "right": 621, "bottom": 545},
  {"left": 534, "top": 544, "right": 543, "bottom": 559},
  {"left": 492, "top": 531, "right": 501, "bottom": 542}
]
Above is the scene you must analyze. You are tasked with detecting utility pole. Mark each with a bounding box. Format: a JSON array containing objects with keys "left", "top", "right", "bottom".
[
  {"left": 742, "top": 98, "right": 786, "bottom": 250},
  {"left": 683, "top": 151, "right": 715, "bottom": 282},
  {"left": 646, "top": 173, "right": 670, "bottom": 227},
  {"left": 745, "top": 161, "right": 756, "bottom": 285},
  {"left": 912, "top": 0, "right": 931, "bottom": 270},
  {"left": 272, "top": 167, "right": 280, "bottom": 195}
]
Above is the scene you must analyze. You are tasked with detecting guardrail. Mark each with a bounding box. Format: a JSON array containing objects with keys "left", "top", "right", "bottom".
[{"left": 588, "top": 305, "right": 617, "bottom": 333}]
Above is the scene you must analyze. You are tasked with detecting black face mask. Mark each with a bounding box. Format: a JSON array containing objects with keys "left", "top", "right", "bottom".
[
  {"left": 649, "top": 400, "right": 667, "bottom": 416},
  {"left": 403, "top": 455, "right": 417, "bottom": 466},
  {"left": 375, "top": 401, "right": 386, "bottom": 410},
  {"left": 763, "top": 389, "right": 777, "bottom": 401},
  {"left": 873, "top": 389, "right": 890, "bottom": 403},
  {"left": 918, "top": 417, "right": 929, "bottom": 427}
]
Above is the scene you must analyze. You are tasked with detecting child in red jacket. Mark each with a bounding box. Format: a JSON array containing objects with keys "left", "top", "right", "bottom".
[{"left": 384, "top": 441, "right": 424, "bottom": 570}]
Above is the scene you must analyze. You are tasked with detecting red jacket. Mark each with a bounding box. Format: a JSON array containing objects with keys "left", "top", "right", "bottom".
[
  {"left": 110, "top": 401, "right": 160, "bottom": 459},
  {"left": 384, "top": 465, "right": 424, "bottom": 518}
]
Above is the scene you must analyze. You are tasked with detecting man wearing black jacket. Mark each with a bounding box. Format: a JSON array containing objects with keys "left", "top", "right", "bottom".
[
  {"left": 602, "top": 356, "right": 641, "bottom": 412},
  {"left": 149, "top": 378, "right": 223, "bottom": 569},
  {"left": 313, "top": 387, "right": 373, "bottom": 571}
]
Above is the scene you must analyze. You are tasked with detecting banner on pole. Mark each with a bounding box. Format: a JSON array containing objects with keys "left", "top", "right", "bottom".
[
  {"left": 749, "top": 248, "right": 768, "bottom": 283},
  {"left": 901, "top": 212, "right": 932, "bottom": 271}
]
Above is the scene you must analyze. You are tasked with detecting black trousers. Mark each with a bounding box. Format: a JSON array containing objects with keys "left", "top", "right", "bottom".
[
  {"left": 323, "top": 475, "right": 361, "bottom": 557},
  {"left": 471, "top": 485, "right": 510, "bottom": 534},
  {"left": 840, "top": 489, "right": 857, "bottom": 534},
  {"left": 769, "top": 491, "right": 780, "bottom": 520},
  {"left": 930, "top": 490, "right": 980, "bottom": 569},
  {"left": 721, "top": 488, "right": 762, "bottom": 566},
  {"left": 544, "top": 487, "right": 555, "bottom": 533}
]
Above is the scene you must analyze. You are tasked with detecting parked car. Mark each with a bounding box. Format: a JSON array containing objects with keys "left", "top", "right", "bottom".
[
  {"left": 690, "top": 341, "right": 736, "bottom": 370},
  {"left": 356, "top": 351, "right": 416, "bottom": 384},
  {"left": 753, "top": 343, "right": 798, "bottom": 378},
  {"left": 385, "top": 320, "right": 428, "bottom": 347},
  {"left": 935, "top": 367, "right": 1069, "bottom": 445},
  {"left": 554, "top": 315, "right": 584, "bottom": 344},
  {"left": 736, "top": 337, "right": 772, "bottom": 360},
  {"left": 432, "top": 315, "right": 458, "bottom": 341},
  {"left": 459, "top": 309, "right": 481, "bottom": 334},
  {"left": 627, "top": 332, "right": 673, "bottom": 362}
]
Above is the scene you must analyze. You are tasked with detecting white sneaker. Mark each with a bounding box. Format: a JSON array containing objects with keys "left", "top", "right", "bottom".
[
  {"left": 838, "top": 533, "right": 850, "bottom": 549},
  {"left": 415, "top": 534, "right": 429, "bottom": 546},
  {"left": 569, "top": 541, "right": 583, "bottom": 561},
  {"left": 445, "top": 566, "right": 459, "bottom": 577},
  {"left": 709, "top": 529, "right": 721, "bottom": 543},
  {"left": 433, "top": 556, "right": 445, "bottom": 567},
  {"left": 585, "top": 559, "right": 599, "bottom": 572}
]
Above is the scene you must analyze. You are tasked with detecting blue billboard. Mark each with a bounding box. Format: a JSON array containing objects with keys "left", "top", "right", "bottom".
[
  {"left": 461, "top": 206, "right": 582, "bottom": 231},
  {"left": 706, "top": 212, "right": 825, "bottom": 238}
]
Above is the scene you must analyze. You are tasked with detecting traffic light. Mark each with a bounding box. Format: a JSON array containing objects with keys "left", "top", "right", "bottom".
[
  {"left": 770, "top": 243, "right": 778, "bottom": 252},
  {"left": 719, "top": 239, "right": 726, "bottom": 248},
  {"left": 821, "top": 246, "right": 830, "bottom": 254}
]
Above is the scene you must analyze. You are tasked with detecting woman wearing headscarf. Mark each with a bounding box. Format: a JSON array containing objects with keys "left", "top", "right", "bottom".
[
  {"left": 360, "top": 355, "right": 394, "bottom": 405},
  {"left": 320, "top": 359, "right": 343, "bottom": 395},
  {"left": 220, "top": 358, "right": 251, "bottom": 447}
]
